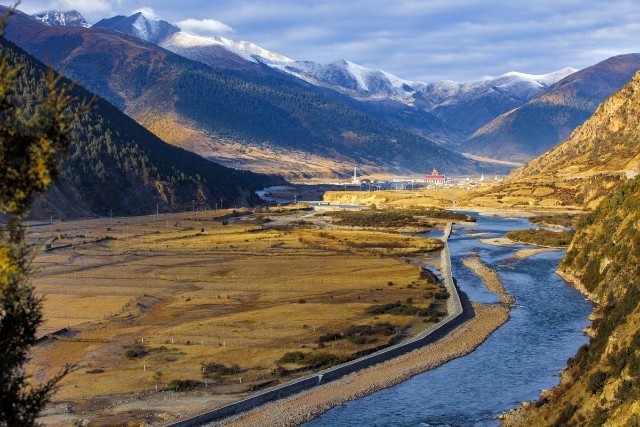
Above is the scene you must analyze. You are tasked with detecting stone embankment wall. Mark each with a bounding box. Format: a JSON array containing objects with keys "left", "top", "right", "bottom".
[{"left": 172, "top": 223, "right": 463, "bottom": 427}]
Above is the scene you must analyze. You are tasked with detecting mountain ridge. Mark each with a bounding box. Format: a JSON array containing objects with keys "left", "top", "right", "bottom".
[{"left": 91, "top": 11, "right": 576, "bottom": 149}]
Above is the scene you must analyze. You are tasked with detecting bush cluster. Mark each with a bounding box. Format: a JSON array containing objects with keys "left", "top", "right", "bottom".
[{"left": 366, "top": 302, "right": 436, "bottom": 317}]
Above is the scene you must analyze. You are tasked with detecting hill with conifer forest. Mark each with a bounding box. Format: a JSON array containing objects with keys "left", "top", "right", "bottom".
[
  {"left": 507, "top": 174, "right": 640, "bottom": 426},
  {"left": 0, "top": 36, "right": 279, "bottom": 218}
]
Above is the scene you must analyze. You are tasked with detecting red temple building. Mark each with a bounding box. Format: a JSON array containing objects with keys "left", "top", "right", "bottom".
[{"left": 424, "top": 168, "right": 446, "bottom": 184}]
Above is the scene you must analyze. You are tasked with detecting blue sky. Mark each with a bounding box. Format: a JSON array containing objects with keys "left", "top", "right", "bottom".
[{"left": 6, "top": 0, "right": 640, "bottom": 82}]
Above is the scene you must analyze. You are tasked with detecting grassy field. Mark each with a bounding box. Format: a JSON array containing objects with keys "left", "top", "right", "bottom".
[{"left": 27, "top": 208, "right": 447, "bottom": 408}]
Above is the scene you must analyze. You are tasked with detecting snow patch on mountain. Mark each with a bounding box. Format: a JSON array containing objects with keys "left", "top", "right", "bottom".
[
  {"left": 33, "top": 10, "right": 90, "bottom": 28},
  {"left": 162, "top": 31, "right": 293, "bottom": 64},
  {"left": 501, "top": 67, "right": 578, "bottom": 87}
]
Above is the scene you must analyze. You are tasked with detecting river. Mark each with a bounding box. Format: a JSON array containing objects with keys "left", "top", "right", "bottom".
[{"left": 304, "top": 213, "right": 592, "bottom": 427}]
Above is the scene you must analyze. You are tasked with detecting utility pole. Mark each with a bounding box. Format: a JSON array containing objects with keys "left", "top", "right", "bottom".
[
  {"left": 49, "top": 216, "right": 53, "bottom": 238},
  {"left": 110, "top": 210, "right": 113, "bottom": 228},
  {"left": 220, "top": 197, "right": 223, "bottom": 210}
]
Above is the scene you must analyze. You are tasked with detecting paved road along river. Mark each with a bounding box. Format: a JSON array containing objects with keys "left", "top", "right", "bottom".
[{"left": 305, "top": 212, "right": 592, "bottom": 427}]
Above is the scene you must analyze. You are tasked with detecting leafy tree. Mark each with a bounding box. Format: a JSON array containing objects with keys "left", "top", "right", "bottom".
[{"left": 0, "top": 10, "right": 79, "bottom": 425}]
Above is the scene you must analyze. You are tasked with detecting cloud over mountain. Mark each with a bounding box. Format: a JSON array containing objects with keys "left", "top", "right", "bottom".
[{"left": 177, "top": 18, "right": 233, "bottom": 34}]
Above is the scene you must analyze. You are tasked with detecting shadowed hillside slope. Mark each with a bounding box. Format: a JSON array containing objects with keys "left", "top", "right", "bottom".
[
  {"left": 464, "top": 54, "right": 640, "bottom": 163},
  {"left": 0, "top": 36, "right": 278, "bottom": 218}
]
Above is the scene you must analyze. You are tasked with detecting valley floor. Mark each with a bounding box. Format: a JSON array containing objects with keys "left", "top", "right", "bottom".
[
  {"left": 28, "top": 187, "right": 579, "bottom": 426},
  {"left": 29, "top": 205, "right": 450, "bottom": 426}
]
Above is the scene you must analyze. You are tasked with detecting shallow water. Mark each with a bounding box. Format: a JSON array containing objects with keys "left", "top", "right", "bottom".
[{"left": 305, "top": 213, "right": 592, "bottom": 427}]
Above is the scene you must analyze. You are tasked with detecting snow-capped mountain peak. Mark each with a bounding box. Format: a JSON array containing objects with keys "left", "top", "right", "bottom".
[
  {"left": 162, "top": 31, "right": 293, "bottom": 65},
  {"left": 501, "top": 67, "right": 578, "bottom": 87},
  {"left": 94, "top": 12, "right": 291, "bottom": 65},
  {"left": 33, "top": 10, "right": 90, "bottom": 28},
  {"left": 93, "top": 13, "right": 180, "bottom": 45}
]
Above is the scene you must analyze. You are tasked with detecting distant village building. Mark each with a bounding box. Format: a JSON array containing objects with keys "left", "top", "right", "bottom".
[{"left": 424, "top": 168, "right": 446, "bottom": 184}]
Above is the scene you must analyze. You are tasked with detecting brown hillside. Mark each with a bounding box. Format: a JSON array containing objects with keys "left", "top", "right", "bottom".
[{"left": 480, "top": 70, "right": 640, "bottom": 210}]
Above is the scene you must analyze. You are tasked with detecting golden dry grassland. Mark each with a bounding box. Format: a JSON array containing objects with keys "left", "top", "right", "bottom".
[
  {"left": 323, "top": 185, "right": 586, "bottom": 212},
  {"left": 27, "top": 208, "right": 446, "bottom": 410}
]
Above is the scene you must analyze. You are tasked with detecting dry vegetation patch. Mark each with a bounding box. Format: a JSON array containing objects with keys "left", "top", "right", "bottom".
[{"left": 506, "top": 229, "right": 575, "bottom": 247}]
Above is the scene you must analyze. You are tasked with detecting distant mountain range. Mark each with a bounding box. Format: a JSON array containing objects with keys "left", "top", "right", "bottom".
[
  {"left": 4, "top": 7, "right": 499, "bottom": 179},
  {"left": 92, "top": 11, "right": 577, "bottom": 144},
  {"left": 18, "top": 8, "right": 640, "bottom": 172}
]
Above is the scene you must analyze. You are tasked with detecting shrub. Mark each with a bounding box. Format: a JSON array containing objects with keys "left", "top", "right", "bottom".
[
  {"left": 588, "top": 370, "right": 609, "bottom": 394},
  {"left": 554, "top": 404, "right": 578, "bottom": 425},
  {"left": 589, "top": 407, "right": 609, "bottom": 427},
  {"left": 345, "top": 322, "right": 398, "bottom": 345},
  {"left": 168, "top": 379, "right": 201, "bottom": 391},
  {"left": 276, "top": 351, "right": 349, "bottom": 370},
  {"left": 124, "top": 343, "right": 149, "bottom": 359},
  {"left": 303, "top": 352, "right": 348, "bottom": 369},
  {"left": 366, "top": 302, "right": 436, "bottom": 317},
  {"left": 317, "top": 332, "right": 343, "bottom": 343},
  {"left": 277, "top": 351, "right": 306, "bottom": 365},
  {"left": 201, "top": 362, "right": 240, "bottom": 379}
]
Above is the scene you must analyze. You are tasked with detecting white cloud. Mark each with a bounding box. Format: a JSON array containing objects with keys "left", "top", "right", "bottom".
[
  {"left": 133, "top": 7, "right": 158, "bottom": 18},
  {"left": 177, "top": 18, "right": 233, "bottom": 35}
]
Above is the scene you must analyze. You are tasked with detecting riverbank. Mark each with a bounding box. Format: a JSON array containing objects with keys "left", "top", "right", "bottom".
[
  {"left": 462, "top": 256, "right": 515, "bottom": 304},
  {"left": 215, "top": 301, "right": 509, "bottom": 427},
  {"left": 479, "top": 237, "right": 563, "bottom": 260}
]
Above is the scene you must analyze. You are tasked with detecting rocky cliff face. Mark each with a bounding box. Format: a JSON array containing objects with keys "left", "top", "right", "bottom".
[{"left": 507, "top": 175, "right": 640, "bottom": 426}]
